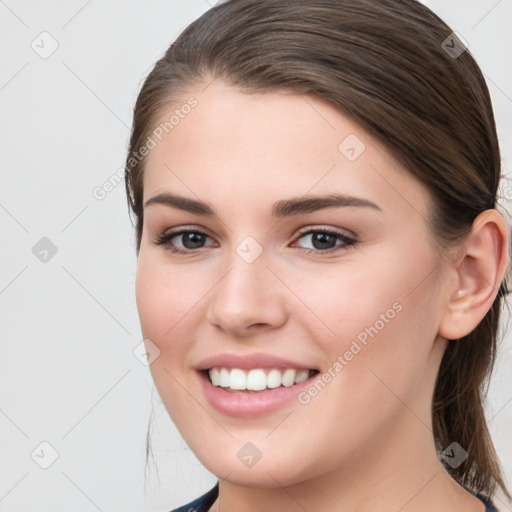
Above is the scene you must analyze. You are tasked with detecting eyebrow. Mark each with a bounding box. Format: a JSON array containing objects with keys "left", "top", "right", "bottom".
[{"left": 143, "top": 192, "right": 381, "bottom": 217}]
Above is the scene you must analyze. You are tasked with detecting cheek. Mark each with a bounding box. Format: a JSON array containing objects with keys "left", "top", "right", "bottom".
[
  {"left": 135, "top": 257, "right": 195, "bottom": 427},
  {"left": 135, "top": 251, "right": 203, "bottom": 341},
  {"left": 135, "top": 253, "right": 196, "bottom": 399},
  {"left": 278, "top": 261, "right": 437, "bottom": 465},
  {"left": 135, "top": 251, "right": 218, "bottom": 408}
]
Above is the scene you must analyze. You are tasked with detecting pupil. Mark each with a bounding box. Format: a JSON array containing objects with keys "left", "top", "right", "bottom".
[
  {"left": 313, "top": 232, "right": 335, "bottom": 250},
  {"left": 183, "top": 232, "right": 205, "bottom": 249}
]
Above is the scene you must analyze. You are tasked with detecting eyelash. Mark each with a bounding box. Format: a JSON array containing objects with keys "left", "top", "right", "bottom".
[{"left": 152, "top": 226, "right": 357, "bottom": 256}]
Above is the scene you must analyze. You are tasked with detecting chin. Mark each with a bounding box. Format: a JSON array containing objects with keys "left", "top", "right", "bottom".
[{"left": 192, "top": 444, "right": 317, "bottom": 489}]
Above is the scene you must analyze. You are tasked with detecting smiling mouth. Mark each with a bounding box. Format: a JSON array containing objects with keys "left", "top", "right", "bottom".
[{"left": 202, "top": 367, "right": 320, "bottom": 393}]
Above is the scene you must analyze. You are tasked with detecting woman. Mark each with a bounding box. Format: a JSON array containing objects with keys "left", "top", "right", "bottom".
[{"left": 124, "top": 0, "right": 510, "bottom": 510}]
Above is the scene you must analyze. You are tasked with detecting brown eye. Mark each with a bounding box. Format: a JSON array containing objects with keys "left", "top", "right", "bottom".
[
  {"left": 293, "top": 228, "right": 357, "bottom": 254},
  {"left": 153, "top": 229, "right": 216, "bottom": 253}
]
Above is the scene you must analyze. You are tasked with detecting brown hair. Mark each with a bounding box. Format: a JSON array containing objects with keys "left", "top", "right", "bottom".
[{"left": 125, "top": 0, "right": 511, "bottom": 500}]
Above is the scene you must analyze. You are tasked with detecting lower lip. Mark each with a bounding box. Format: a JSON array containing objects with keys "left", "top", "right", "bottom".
[{"left": 197, "top": 370, "right": 319, "bottom": 417}]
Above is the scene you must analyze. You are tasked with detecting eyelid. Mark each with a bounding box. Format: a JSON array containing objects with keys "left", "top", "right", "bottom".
[
  {"left": 294, "top": 224, "right": 355, "bottom": 239},
  {"left": 152, "top": 225, "right": 218, "bottom": 250}
]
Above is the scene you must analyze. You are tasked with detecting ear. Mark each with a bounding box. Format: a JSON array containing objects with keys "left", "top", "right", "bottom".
[{"left": 438, "top": 209, "right": 510, "bottom": 341}]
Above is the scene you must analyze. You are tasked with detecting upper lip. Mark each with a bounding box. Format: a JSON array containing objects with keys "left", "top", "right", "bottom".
[{"left": 196, "top": 352, "right": 318, "bottom": 371}]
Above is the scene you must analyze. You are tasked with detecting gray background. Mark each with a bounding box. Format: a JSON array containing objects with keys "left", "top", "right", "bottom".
[{"left": 1, "top": 1, "right": 511, "bottom": 511}]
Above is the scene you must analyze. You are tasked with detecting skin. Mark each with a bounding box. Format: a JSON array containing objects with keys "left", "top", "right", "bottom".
[{"left": 135, "top": 79, "right": 509, "bottom": 512}]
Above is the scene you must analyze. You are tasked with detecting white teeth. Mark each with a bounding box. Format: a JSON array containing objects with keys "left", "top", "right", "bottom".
[
  {"left": 210, "top": 367, "right": 220, "bottom": 385},
  {"left": 229, "top": 368, "right": 246, "bottom": 390},
  {"left": 282, "top": 368, "right": 296, "bottom": 387},
  {"left": 266, "top": 368, "right": 283, "bottom": 389},
  {"left": 295, "top": 369, "right": 309, "bottom": 384},
  {"left": 219, "top": 367, "right": 230, "bottom": 387},
  {"left": 208, "top": 367, "right": 313, "bottom": 391},
  {"left": 246, "top": 369, "right": 267, "bottom": 391}
]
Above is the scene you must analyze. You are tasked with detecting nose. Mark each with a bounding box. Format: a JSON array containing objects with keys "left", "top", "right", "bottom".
[{"left": 205, "top": 250, "right": 288, "bottom": 338}]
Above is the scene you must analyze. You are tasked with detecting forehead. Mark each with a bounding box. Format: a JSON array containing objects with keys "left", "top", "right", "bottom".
[{"left": 142, "top": 80, "right": 429, "bottom": 219}]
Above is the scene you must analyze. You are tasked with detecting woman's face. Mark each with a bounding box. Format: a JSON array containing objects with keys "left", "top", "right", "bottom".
[{"left": 136, "top": 80, "right": 453, "bottom": 487}]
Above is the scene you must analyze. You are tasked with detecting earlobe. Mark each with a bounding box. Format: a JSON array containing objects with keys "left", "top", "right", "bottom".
[{"left": 439, "top": 209, "right": 510, "bottom": 341}]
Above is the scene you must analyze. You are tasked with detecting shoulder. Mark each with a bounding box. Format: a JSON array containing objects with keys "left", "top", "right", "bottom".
[
  {"left": 475, "top": 491, "right": 499, "bottom": 512},
  {"left": 170, "top": 482, "right": 219, "bottom": 512}
]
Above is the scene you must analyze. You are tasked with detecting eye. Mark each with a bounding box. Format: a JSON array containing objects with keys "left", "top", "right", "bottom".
[
  {"left": 292, "top": 227, "right": 357, "bottom": 254},
  {"left": 153, "top": 226, "right": 357, "bottom": 255},
  {"left": 153, "top": 228, "right": 216, "bottom": 254}
]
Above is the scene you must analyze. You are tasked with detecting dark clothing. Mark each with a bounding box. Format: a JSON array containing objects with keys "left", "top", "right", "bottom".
[{"left": 170, "top": 482, "right": 499, "bottom": 511}]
